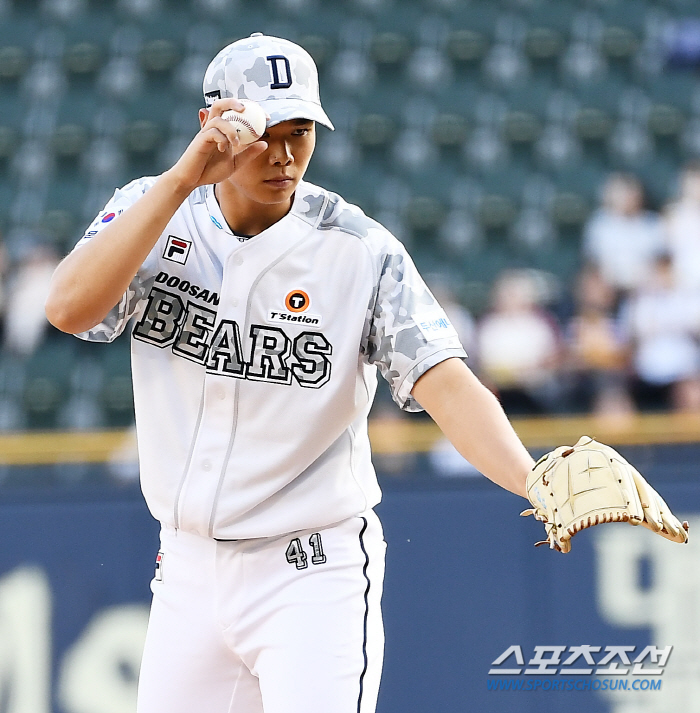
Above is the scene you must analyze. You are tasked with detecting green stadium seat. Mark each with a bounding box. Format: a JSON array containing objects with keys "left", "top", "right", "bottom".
[{"left": 22, "top": 341, "right": 76, "bottom": 430}]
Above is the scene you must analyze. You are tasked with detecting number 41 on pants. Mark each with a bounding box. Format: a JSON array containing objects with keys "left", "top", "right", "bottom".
[{"left": 285, "top": 533, "right": 326, "bottom": 570}]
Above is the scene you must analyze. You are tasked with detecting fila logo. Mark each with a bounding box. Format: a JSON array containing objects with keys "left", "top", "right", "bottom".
[
  {"left": 285, "top": 290, "right": 309, "bottom": 312},
  {"left": 164, "top": 235, "right": 192, "bottom": 265},
  {"left": 266, "top": 55, "right": 293, "bottom": 89}
]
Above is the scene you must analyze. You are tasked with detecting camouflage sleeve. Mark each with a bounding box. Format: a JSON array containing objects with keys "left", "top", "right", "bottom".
[
  {"left": 73, "top": 177, "right": 159, "bottom": 343},
  {"left": 362, "top": 239, "right": 467, "bottom": 412}
]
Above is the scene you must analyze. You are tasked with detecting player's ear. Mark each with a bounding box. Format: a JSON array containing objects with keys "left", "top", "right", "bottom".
[{"left": 199, "top": 108, "right": 209, "bottom": 129}]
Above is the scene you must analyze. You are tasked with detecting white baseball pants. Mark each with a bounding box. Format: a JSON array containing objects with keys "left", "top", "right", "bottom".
[{"left": 136, "top": 511, "right": 386, "bottom": 713}]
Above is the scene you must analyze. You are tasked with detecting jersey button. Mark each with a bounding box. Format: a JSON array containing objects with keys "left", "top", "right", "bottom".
[
  {"left": 202, "top": 460, "right": 212, "bottom": 472},
  {"left": 233, "top": 255, "right": 243, "bottom": 266},
  {"left": 231, "top": 297, "right": 239, "bottom": 307},
  {"left": 218, "top": 388, "right": 226, "bottom": 400}
]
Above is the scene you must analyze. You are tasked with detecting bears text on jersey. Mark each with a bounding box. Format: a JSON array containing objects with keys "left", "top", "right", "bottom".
[{"left": 133, "top": 287, "right": 333, "bottom": 389}]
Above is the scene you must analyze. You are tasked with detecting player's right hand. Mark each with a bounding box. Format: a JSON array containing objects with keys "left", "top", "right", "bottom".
[{"left": 167, "top": 98, "right": 269, "bottom": 192}]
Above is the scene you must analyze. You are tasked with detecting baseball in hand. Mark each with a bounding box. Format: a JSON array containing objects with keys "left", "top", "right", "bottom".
[{"left": 221, "top": 100, "right": 267, "bottom": 145}]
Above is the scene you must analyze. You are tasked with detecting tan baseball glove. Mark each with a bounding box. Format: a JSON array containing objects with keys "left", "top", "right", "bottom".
[{"left": 521, "top": 436, "right": 689, "bottom": 553}]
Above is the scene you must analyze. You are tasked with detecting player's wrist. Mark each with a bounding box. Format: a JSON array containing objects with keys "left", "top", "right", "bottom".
[{"left": 161, "top": 167, "right": 199, "bottom": 200}]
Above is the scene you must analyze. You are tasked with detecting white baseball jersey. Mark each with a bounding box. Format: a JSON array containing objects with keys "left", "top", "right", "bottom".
[{"left": 76, "top": 178, "right": 466, "bottom": 539}]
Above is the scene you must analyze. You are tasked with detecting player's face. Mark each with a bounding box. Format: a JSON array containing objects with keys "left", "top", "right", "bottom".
[{"left": 226, "top": 119, "right": 316, "bottom": 205}]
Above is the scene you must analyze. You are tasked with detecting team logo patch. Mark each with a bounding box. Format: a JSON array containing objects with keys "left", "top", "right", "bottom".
[
  {"left": 154, "top": 550, "right": 164, "bottom": 581},
  {"left": 285, "top": 290, "right": 309, "bottom": 312},
  {"left": 164, "top": 235, "right": 192, "bottom": 264},
  {"left": 266, "top": 55, "right": 293, "bottom": 89},
  {"left": 413, "top": 309, "right": 458, "bottom": 342}
]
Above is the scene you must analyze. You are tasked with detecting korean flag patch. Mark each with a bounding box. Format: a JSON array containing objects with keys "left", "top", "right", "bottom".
[{"left": 164, "top": 235, "right": 192, "bottom": 265}]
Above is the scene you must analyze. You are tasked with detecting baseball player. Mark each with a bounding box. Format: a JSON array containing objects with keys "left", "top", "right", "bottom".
[{"left": 46, "top": 34, "right": 535, "bottom": 713}]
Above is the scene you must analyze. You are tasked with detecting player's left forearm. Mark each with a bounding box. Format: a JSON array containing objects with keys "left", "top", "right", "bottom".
[{"left": 411, "top": 358, "right": 532, "bottom": 498}]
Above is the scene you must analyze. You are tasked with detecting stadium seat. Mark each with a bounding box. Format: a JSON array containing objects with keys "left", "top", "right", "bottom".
[
  {"left": 0, "top": 45, "right": 28, "bottom": 81},
  {"left": 525, "top": 26, "right": 564, "bottom": 64},
  {"left": 40, "top": 0, "right": 87, "bottom": 23},
  {"left": 535, "top": 124, "right": 582, "bottom": 170},
  {"left": 191, "top": 0, "right": 238, "bottom": 16},
  {"left": 22, "top": 341, "right": 76, "bottom": 430},
  {"left": 510, "top": 207, "right": 557, "bottom": 250},
  {"left": 608, "top": 120, "right": 654, "bottom": 166},
  {"left": 371, "top": 31, "right": 410, "bottom": 67},
  {"left": 407, "top": 46, "right": 452, "bottom": 91},
  {"left": 438, "top": 208, "right": 483, "bottom": 256}
]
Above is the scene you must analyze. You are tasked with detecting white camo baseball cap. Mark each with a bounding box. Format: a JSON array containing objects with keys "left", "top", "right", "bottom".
[{"left": 202, "top": 33, "right": 334, "bottom": 131}]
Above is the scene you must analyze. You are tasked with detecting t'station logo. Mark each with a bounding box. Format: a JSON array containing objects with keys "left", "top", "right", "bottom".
[
  {"left": 285, "top": 290, "right": 309, "bottom": 312},
  {"left": 164, "top": 235, "right": 192, "bottom": 265}
]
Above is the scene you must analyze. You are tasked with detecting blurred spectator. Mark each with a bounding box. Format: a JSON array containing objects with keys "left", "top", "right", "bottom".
[
  {"left": 620, "top": 253, "right": 700, "bottom": 412},
  {"left": 476, "top": 269, "right": 563, "bottom": 414},
  {"left": 664, "top": 19, "right": 700, "bottom": 68},
  {"left": 664, "top": 161, "right": 700, "bottom": 290},
  {"left": 3, "top": 244, "right": 60, "bottom": 357},
  {"left": 564, "top": 265, "right": 634, "bottom": 416},
  {"left": 583, "top": 173, "right": 664, "bottom": 295}
]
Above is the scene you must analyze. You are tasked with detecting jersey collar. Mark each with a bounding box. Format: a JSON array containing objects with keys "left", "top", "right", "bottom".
[
  {"left": 205, "top": 185, "right": 234, "bottom": 236},
  {"left": 203, "top": 182, "right": 326, "bottom": 238}
]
